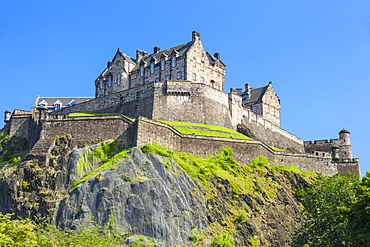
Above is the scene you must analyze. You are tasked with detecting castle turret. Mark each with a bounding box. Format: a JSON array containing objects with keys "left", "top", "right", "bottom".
[
  {"left": 338, "top": 128, "right": 352, "bottom": 159},
  {"left": 4, "top": 110, "right": 11, "bottom": 123},
  {"left": 38, "top": 106, "right": 48, "bottom": 122}
]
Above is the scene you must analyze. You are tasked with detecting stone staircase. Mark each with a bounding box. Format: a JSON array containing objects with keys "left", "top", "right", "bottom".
[{"left": 25, "top": 138, "right": 56, "bottom": 166}]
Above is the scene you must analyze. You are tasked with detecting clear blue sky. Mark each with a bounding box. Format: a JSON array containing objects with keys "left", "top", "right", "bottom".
[{"left": 1, "top": 0, "right": 369, "bottom": 175}]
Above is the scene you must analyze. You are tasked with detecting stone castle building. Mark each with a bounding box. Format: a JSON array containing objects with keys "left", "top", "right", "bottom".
[{"left": 1, "top": 31, "right": 360, "bottom": 176}]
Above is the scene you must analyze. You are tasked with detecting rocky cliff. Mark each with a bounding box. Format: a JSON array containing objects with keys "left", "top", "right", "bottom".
[{"left": 0, "top": 132, "right": 315, "bottom": 246}]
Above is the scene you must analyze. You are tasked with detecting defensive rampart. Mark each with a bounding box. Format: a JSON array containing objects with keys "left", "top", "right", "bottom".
[
  {"left": 131, "top": 116, "right": 358, "bottom": 176},
  {"left": 54, "top": 81, "right": 305, "bottom": 154}
]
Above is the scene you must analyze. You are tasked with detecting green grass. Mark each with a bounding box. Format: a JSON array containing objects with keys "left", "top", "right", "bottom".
[
  {"left": 268, "top": 146, "right": 286, "bottom": 152},
  {"left": 69, "top": 112, "right": 121, "bottom": 117},
  {"left": 70, "top": 140, "right": 132, "bottom": 191},
  {"left": 140, "top": 143, "right": 317, "bottom": 245},
  {"left": 157, "top": 120, "right": 252, "bottom": 140}
]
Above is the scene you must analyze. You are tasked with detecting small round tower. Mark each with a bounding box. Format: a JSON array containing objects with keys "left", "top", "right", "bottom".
[
  {"left": 4, "top": 110, "right": 11, "bottom": 123},
  {"left": 338, "top": 128, "right": 352, "bottom": 159},
  {"left": 339, "top": 128, "right": 351, "bottom": 145}
]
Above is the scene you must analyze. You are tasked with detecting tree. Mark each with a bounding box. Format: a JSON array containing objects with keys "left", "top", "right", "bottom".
[{"left": 292, "top": 173, "right": 361, "bottom": 246}]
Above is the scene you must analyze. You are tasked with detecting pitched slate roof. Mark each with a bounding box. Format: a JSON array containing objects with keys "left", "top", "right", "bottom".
[
  {"left": 132, "top": 41, "right": 193, "bottom": 71},
  {"left": 246, "top": 86, "right": 268, "bottom": 103},
  {"left": 34, "top": 96, "right": 94, "bottom": 108},
  {"left": 237, "top": 85, "right": 269, "bottom": 105}
]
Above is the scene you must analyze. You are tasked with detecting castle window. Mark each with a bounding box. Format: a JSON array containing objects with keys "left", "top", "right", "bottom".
[
  {"left": 108, "top": 77, "right": 112, "bottom": 86},
  {"left": 100, "top": 80, "right": 104, "bottom": 89},
  {"left": 151, "top": 62, "right": 155, "bottom": 74},
  {"left": 166, "top": 75, "right": 171, "bottom": 80},
  {"left": 201, "top": 61, "right": 204, "bottom": 71},
  {"left": 161, "top": 60, "right": 165, "bottom": 70},
  {"left": 117, "top": 74, "right": 121, "bottom": 85},
  {"left": 200, "top": 76, "right": 204, "bottom": 83},
  {"left": 192, "top": 73, "right": 196, "bottom": 81},
  {"left": 253, "top": 106, "right": 257, "bottom": 112},
  {"left": 140, "top": 66, "right": 144, "bottom": 77},
  {"left": 172, "top": 57, "right": 177, "bottom": 67},
  {"left": 177, "top": 72, "right": 182, "bottom": 79},
  {"left": 116, "top": 60, "right": 120, "bottom": 66},
  {"left": 193, "top": 58, "right": 196, "bottom": 68}
]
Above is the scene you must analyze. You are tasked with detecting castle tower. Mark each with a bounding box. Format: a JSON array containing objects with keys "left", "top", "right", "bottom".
[
  {"left": 338, "top": 128, "right": 352, "bottom": 159},
  {"left": 4, "top": 110, "right": 11, "bottom": 123}
]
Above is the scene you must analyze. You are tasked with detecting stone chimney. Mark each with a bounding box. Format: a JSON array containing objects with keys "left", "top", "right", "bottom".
[
  {"left": 136, "top": 49, "right": 148, "bottom": 61},
  {"left": 4, "top": 110, "right": 11, "bottom": 123},
  {"left": 214, "top": 52, "right": 220, "bottom": 60},
  {"left": 192, "top": 31, "right": 200, "bottom": 42},
  {"left": 154, "top": 46, "right": 160, "bottom": 54},
  {"left": 245, "top": 83, "right": 251, "bottom": 99}
]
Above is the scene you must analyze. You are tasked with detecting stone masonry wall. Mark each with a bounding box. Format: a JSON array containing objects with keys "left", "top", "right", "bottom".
[
  {"left": 39, "top": 116, "right": 132, "bottom": 146},
  {"left": 133, "top": 117, "right": 349, "bottom": 176},
  {"left": 55, "top": 81, "right": 303, "bottom": 152},
  {"left": 56, "top": 83, "right": 155, "bottom": 119},
  {"left": 240, "top": 109, "right": 304, "bottom": 152},
  {"left": 152, "top": 81, "right": 233, "bottom": 128}
]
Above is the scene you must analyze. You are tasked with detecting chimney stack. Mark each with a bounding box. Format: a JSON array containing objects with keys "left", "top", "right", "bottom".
[
  {"left": 154, "top": 46, "right": 160, "bottom": 54},
  {"left": 245, "top": 83, "right": 251, "bottom": 99},
  {"left": 214, "top": 52, "right": 220, "bottom": 60},
  {"left": 192, "top": 31, "right": 200, "bottom": 42},
  {"left": 136, "top": 49, "right": 148, "bottom": 61}
]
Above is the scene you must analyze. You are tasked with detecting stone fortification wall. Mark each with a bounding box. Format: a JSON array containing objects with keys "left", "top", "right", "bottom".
[
  {"left": 40, "top": 115, "right": 133, "bottom": 146},
  {"left": 8, "top": 111, "right": 32, "bottom": 140},
  {"left": 152, "top": 81, "right": 233, "bottom": 128},
  {"left": 133, "top": 117, "right": 351, "bottom": 176},
  {"left": 240, "top": 109, "right": 304, "bottom": 152},
  {"left": 56, "top": 83, "right": 155, "bottom": 119}
]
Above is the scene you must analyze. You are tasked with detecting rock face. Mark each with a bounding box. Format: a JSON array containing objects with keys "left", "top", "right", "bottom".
[
  {"left": 54, "top": 148, "right": 208, "bottom": 246},
  {"left": 0, "top": 136, "right": 312, "bottom": 246}
]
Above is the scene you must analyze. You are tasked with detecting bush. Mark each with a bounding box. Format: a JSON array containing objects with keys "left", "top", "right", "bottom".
[{"left": 210, "top": 233, "right": 235, "bottom": 247}]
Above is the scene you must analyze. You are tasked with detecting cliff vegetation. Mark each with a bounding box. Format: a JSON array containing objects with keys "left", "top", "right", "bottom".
[{"left": 0, "top": 134, "right": 366, "bottom": 246}]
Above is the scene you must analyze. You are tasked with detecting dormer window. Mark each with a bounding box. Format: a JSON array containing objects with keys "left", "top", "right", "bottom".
[
  {"left": 151, "top": 62, "right": 155, "bottom": 74},
  {"left": 100, "top": 80, "right": 104, "bottom": 89},
  {"left": 68, "top": 100, "right": 77, "bottom": 107},
  {"left": 140, "top": 66, "right": 145, "bottom": 77},
  {"left": 38, "top": 100, "right": 48, "bottom": 108},
  {"left": 161, "top": 60, "right": 165, "bottom": 70},
  {"left": 54, "top": 100, "right": 62, "bottom": 110},
  {"left": 172, "top": 57, "right": 177, "bottom": 67}
]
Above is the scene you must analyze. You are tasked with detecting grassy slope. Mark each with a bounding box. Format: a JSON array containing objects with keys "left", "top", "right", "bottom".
[{"left": 141, "top": 143, "right": 316, "bottom": 246}]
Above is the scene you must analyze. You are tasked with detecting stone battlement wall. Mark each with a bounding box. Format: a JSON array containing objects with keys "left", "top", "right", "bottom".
[
  {"left": 54, "top": 81, "right": 304, "bottom": 153},
  {"left": 132, "top": 116, "right": 357, "bottom": 176},
  {"left": 240, "top": 108, "right": 304, "bottom": 152},
  {"left": 39, "top": 115, "right": 134, "bottom": 146}
]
